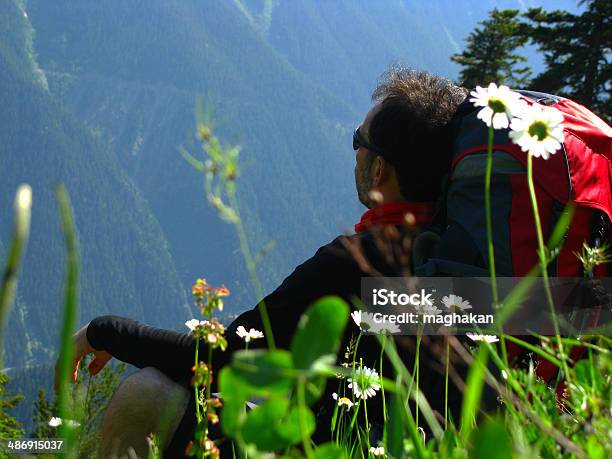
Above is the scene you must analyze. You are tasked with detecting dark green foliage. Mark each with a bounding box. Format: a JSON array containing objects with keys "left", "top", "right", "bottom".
[
  {"left": 31, "top": 360, "right": 126, "bottom": 458},
  {"left": 452, "top": 1, "right": 610, "bottom": 119},
  {"left": 451, "top": 9, "right": 531, "bottom": 88},
  {"left": 0, "top": 372, "right": 24, "bottom": 440},
  {"left": 70, "top": 362, "right": 127, "bottom": 458},
  {"left": 30, "top": 388, "right": 55, "bottom": 439},
  {"left": 524, "top": 0, "right": 611, "bottom": 122},
  {"left": 4, "top": 365, "right": 53, "bottom": 434}
]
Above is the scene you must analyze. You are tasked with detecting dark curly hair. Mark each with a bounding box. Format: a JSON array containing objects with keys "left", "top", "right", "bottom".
[{"left": 368, "top": 67, "right": 467, "bottom": 201}]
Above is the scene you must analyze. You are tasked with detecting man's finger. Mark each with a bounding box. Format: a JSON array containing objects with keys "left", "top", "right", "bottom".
[
  {"left": 54, "top": 356, "right": 79, "bottom": 393},
  {"left": 72, "top": 358, "right": 80, "bottom": 383}
]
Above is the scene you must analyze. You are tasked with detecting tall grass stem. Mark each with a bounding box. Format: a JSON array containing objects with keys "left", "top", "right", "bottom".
[
  {"left": 54, "top": 183, "right": 80, "bottom": 448},
  {"left": 526, "top": 154, "right": 571, "bottom": 383},
  {"left": 0, "top": 184, "right": 31, "bottom": 368}
]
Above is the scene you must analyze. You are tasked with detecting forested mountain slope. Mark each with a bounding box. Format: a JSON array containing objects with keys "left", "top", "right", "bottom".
[
  {"left": 25, "top": 1, "right": 579, "bottom": 319},
  {"left": 27, "top": 0, "right": 364, "bottom": 312},
  {"left": 0, "top": 0, "right": 189, "bottom": 371}
]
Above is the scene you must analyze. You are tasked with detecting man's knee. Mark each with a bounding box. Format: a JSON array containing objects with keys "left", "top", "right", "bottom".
[{"left": 100, "top": 367, "right": 189, "bottom": 458}]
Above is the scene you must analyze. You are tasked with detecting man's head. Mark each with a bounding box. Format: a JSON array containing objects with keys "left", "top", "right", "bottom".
[
  {"left": 354, "top": 102, "right": 396, "bottom": 207},
  {"left": 354, "top": 68, "right": 467, "bottom": 207}
]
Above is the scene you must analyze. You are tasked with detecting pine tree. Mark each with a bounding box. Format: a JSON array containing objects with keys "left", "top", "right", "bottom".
[
  {"left": 451, "top": 9, "right": 531, "bottom": 88},
  {"left": 524, "top": 0, "right": 611, "bottom": 121},
  {"left": 0, "top": 372, "right": 24, "bottom": 440},
  {"left": 31, "top": 388, "right": 56, "bottom": 439}
]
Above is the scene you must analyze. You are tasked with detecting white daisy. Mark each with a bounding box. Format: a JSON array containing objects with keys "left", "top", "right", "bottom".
[
  {"left": 469, "top": 83, "right": 524, "bottom": 129},
  {"left": 48, "top": 417, "right": 80, "bottom": 428},
  {"left": 332, "top": 392, "right": 354, "bottom": 409},
  {"left": 348, "top": 366, "right": 381, "bottom": 400},
  {"left": 185, "top": 319, "right": 207, "bottom": 332},
  {"left": 369, "top": 446, "right": 386, "bottom": 457},
  {"left": 369, "top": 321, "right": 401, "bottom": 335},
  {"left": 466, "top": 333, "right": 499, "bottom": 343},
  {"left": 415, "top": 304, "right": 442, "bottom": 316},
  {"left": 351, "top": 310, "right": 362, "bottom": 327},
  {"left": 235, "top": 325, "right": 264, "bottom": 342},
  {"left": 442, "top": 294, "right": 472, "bottom": 311},
  {"left": 48, "top": 417, "right": 62, "bottom": 427},
  {"left": 509, "top": 103, "right": 564, "bottom": 159},
  {"left": 351, "top": 310, "right": 379, "bottom": 332}
]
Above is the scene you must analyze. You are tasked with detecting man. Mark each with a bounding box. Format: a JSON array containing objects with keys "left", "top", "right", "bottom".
[{"left": 62, "top": 68, "right": 468, "bottom": 457}]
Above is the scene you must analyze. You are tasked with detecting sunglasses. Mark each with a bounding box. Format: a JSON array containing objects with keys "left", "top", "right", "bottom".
[{"left": 353, "top": 127, "right": 379, "bottom": 155}]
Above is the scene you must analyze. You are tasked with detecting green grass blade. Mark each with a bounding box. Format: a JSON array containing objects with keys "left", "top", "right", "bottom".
[
  {"left": 54, "top": 184, "right": 80, "bottom": 448},
  {"left": 502, "top": 335, "right": 562, "bottom": 367},
  {"left": 460, "top": 344, "right": 489, "bottom": 443},
  {"left": 0, "top": 185, "right": 32, "bottom": 368},
  {"left": 377, "top": 335, "right": 443, "bottom": 440}
]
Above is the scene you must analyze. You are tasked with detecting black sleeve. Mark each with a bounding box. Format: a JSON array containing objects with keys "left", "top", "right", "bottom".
[
  {"left": 86, "top": 315, "right": 219, "bottom": 382},
  {"left": 86, "top": 236, "right": 364, "bottom": 380},
  {"left": 224, "top": 236, "right": 363, "bottom": 351}
]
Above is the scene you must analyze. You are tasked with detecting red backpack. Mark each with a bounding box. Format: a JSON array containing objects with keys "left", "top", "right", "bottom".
[{"left": 416, "top": 90, "right": 611, "bottom": 388}]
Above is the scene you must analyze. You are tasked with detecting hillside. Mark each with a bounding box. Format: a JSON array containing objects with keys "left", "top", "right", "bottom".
[
  {"left": 26, "top": 0, "right": 364, "bottom": 313},
  {"left": 25, "top": 0, "right": 580, "bottom": 318},
  {"left": 0, "top": 0, "right": 188, "bottom": 381},
  {"left": 2, "top": 0, "right": 582, "bottom": 430}
]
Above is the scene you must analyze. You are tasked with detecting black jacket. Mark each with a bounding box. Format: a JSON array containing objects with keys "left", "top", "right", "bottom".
[{"left": 86, "top": 227, "right": 465, "bottom": 457}]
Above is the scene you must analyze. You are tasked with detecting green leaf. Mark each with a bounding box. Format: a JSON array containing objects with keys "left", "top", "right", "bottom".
[
  {"left": 219, "top": 367, "right": 250, "bottom": 436},
  {"left": 276, "top": 405, "right": 316, "bottom": 444},
  {"left": 240, "top": 397, "right": 315, "bottom": 452},
  {"left": 303, "top": 354, "right": 337, "bottom": 404},
  {"left": 303, "top": 376, "right": 327, "bottom": 405},
  {"left": 471, "top": 418, "right": 513, "bottom": 459},
  {"left": 222, "top": 351, "right": 296, "bottom": 438},
  {"left": 291, "top": 296, "right": 349, "bottom": 371},
  {"left": 460, "top": 345, "right": 489, "bottom": 441},
  {"left": 231, "top": 349, "right": 295, "bottom": 394},
  {"left": 241, "top": 398, "right": 291, "bottom": 451},
  {"left": 313, "top": 443, "right": 347, "bottom": 459},
  {"left": 290, "top": 297, "right": 349, "bottom": 405},
  {"left": 386, "top": 392, "right": 406, "bottom": 458}
]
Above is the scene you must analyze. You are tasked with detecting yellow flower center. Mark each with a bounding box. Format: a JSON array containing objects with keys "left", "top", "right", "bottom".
[
  {"left": 487, "top": 98, "right": 506, "bottom": 113},
  {"left": 528, "top": 121, "right": 549, "bottom": 141}
]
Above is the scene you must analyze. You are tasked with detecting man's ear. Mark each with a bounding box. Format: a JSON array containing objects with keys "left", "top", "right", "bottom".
[
  {"left": 371, "top": 155, "right": 383, "bottom": 187},
  {"left": 372, "top": 156, "right": 388, "bottom": 187}
]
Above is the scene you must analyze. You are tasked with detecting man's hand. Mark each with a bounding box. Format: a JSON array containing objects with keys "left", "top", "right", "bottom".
[{"left": 54, "top": 322, "right": 112, "bottom": 392}]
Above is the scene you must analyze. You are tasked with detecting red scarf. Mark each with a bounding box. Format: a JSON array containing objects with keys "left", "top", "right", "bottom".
[{"left": 354, "top": 202, "right": 434, "bottom": 233}]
